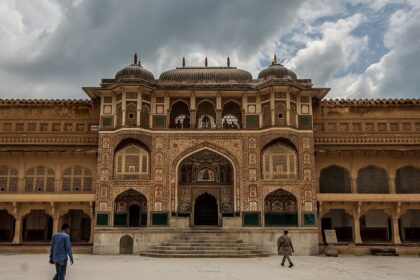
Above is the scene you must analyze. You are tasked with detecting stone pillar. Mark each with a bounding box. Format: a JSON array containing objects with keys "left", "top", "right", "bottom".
[
  {"left": 216, "top": 110, "right": 222, "bottom": 128},
  {"left": 351, "top": 177, "right": 357, "bottom": 193},
  {"left": 389, "top": 176, "right": 396, "bottom": 194},
  {"left": 137, "top": 92, "right": 142, "bottom": 126},
  {"left": 12, "top": 216, "right": 22, "bottom": 244},
  {"left": 53, "top": 214, "right": 60, "bottom": 234},
  {"left": 89, "top": 214, "right": 95, "bottom": 243},
  {"left": 317, "top": 215, "right": 323, "bottom": 244},
  {"left": 392, "top": 213, "right": 401, "bottom": 244},
  {"left": 353, "top": 216, "right": 362, "bottom": 244},
  {"left": 352, "top": 205, "right": 362, "bottom": 244},
  {"left": 190, "top": 110, "right": 196, "bottom": 128},
  {"left": 122, "top": 92, "right": 126, "bottom": 126}
]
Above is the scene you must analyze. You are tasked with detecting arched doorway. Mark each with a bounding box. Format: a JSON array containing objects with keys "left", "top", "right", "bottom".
[
  {"left": 264, "top": 189, "right": 298, "bottom": 227},
  {"left": 22, "top": 210, "right": 53, "bottom": 242},
  {"left": 129, "top": 205, "right": 141, "bottom": 227},
  {"left": 360, "top": 209, "right": 391, "bottom": 243},
  {"left": 399, "top": 209, "right": 420, "bottom": 243},
  {"left": 114, "top": 189, "right": 147, "bottom": 227},
  {"left": 177, "top": 148, "right": 234, "bottom": 226},
  {"left": 0, "top": 210, "right": 15, "bottom": 243},
  {"left": 60, "top": 210, "right": 91, "bottom": 243},
  {"left": 321, "top": 209, "right": 354, "bottom": 243},
  {"left": 194, "top": 193, "right": 218, "bottom": 226},
  {"left": 119, "top": 235, "right": 134, "bottom": 254}
]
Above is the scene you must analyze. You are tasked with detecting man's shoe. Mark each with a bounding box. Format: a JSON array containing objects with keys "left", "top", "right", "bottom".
[
  {"left": 281, "top": 263, "right": 284, "bottom": 267},
  {"left": 289, "top": 263, "right": 294, "bottom": 268}
]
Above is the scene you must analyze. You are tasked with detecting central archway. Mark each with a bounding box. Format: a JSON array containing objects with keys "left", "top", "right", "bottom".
[
  {"left": 175, "top": 147, "right": 235, "bottom": 226},
  {"left": 194, "top": 193, "right": 218, "bottom": 226}
]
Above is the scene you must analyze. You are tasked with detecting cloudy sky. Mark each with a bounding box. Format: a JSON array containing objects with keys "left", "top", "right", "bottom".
[{"left": 1, "top": 0, "right": 419, "bottom": 99}]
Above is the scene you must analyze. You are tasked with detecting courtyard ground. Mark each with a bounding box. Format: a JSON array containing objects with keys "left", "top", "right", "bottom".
[{"left": 0, "top": 254, "right": 418, "bottom": 280}]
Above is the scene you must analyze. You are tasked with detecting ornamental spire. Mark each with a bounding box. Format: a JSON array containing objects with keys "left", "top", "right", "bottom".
[
  {"left": 134, "top": 53, "right": 138, "bottom": 65},
  {"left": 272, "top": 53, "right": 277, "bottom": 65},
  {"left": 227, "top": 56, "right": 230, "bottom": 67},
  {"left": 182, "top": 57, "right": 186, "bottom": 67},
  {"left": 205, "top": 56, "right": 208, "bottom": 67}
]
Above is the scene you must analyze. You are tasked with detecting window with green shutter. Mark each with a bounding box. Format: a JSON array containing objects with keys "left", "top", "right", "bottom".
[
  {"left": 246, "top": 115, "right": 259, "bottom": 128},
  {"left": 303, "top": 212, "right": 316, "bottom": 226},
  {"left": 96, "top": 213, "right": 109, "bottom": 226},
  {"left": 298, "top": 115, "right": 312, "bottom": 129},
  {"left": 151, "top": 212, "right": 169, "bottom": 226},
  {"left": 242, "top": 212, "right": 261, "bottom": 227},
  {"left": 102, "top": 117, "right": 113, "bottom": 127},
  {"left": 153, "top": 116, "right": 166, "bottom": 128}
]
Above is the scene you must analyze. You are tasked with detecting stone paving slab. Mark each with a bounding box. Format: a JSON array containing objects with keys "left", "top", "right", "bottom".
[{"left": 0, "top": 254, "right": 419, "bottom": 280}]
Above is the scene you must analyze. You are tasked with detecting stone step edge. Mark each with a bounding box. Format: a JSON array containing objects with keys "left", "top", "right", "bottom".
[{"left": 140, "top": 253, "right": 271, "bottom": 258}]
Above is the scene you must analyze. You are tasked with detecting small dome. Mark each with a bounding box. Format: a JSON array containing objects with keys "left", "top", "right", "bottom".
[
  {"left": 258, "top": 55, "right": 297, "bottom": 81},
  {"left": 115, "top": 54, "right": 155, "bottom": 82}
]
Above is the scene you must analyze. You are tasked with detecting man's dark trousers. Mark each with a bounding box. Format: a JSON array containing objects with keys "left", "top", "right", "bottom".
[{"left": 53, "top": 261, "right": 67, "bottom": 280}]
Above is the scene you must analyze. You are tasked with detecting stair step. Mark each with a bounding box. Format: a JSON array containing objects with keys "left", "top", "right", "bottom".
[
  {"left": 140, "top": 253, "right": 270, "bottom": 258},
  {"left": 151, "top": 246, "right": 259, "bottom": 250},
  {"left": 162, "top": 241, "right": 249, "bottom": 246},
  {"left": 140, "top": 233, "right": 271, "bottom": 258}
]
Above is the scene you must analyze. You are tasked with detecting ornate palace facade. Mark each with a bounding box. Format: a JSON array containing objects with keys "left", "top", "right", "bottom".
[{"left": 0, "top": 55, "right": 419, "bottom": 255}]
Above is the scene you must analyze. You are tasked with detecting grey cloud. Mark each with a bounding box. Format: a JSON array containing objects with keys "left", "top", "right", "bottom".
[{"left": 2, "top": 0, "right": 302, "bottom": 99}]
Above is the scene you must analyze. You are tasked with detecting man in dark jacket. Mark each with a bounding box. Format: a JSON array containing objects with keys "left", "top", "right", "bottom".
[
  {"left": 49, "top": 223, "right": 74, "bottom": 280},
  {"left": 277, "top": 230, "right": 294, "bottom": 268}
]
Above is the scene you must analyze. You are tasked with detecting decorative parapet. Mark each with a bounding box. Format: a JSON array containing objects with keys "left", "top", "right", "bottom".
[
  {"left": 318, "top": 98, "right": 420, "bottom": 107},
  {"left": 314, "top": 135, "right": 420, "bottom": 145},
  {"left": 0, "top": 99, "right": 93, "bottom": 106},
  {"left": 0, "top": 134, "right": 98, "bottom": 145}
]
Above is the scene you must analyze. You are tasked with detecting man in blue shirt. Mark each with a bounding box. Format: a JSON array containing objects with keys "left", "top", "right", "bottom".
[{"left": 49, "top": 223, "right": 74, "bottom": 280}]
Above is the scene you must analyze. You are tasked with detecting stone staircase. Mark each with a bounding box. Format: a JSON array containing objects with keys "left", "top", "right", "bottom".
[{"left": 140, "top": 230, "right": 271, "bottom": 258}]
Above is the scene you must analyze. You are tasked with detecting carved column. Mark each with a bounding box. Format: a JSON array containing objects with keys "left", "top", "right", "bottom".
[
  {"left": 392, "top": 203, "right": 401, "bottom": 244},
  {"left": 389, "top": 176, "right": 396, "bottom": 194},
  {"left": 122, "top": 92, "right": 126, "bottom": 126},
  {"left": 351, "top": 177, "right": 357, "bottom": 193},
  {"left": 318, "top": 202, "right": 324, "bottom": 244},
  {"left": 190, "top": 110, "right": 196, "bottom": 128},
  {"left": 12, "top": 214, "right": 22, "bottom": 244},
  {"left": 353, "top": 203, "right": 362, "bottom": 244},
  {"left": 89, "top": 214, "right": 95, "bottom": 243},
  {"left": 53, "top": 214, "right": 60, "bottom": 234},
  {"left": 216, "top": 110, "right": 222, "bottom": 128}
]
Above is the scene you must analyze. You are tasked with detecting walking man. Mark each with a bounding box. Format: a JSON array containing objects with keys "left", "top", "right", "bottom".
[
  {"left": 49, "top": 223, "right": 74, "bottom": 280},
  {"left": 277, "top": 230, "right": 294, "bottom": 268}
]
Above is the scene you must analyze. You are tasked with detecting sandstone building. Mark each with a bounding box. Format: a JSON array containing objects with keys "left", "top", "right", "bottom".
[{"left": 0, "top": 54, "right": 419, "bottom": 256}]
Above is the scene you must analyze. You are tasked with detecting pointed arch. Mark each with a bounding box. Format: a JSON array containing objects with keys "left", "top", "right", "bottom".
[
  {"left": 62, "top": 165, "right": 93, "bottom": 192},
  {"left": 319, "top": 165, "right": 351, "bottom": 193},
  {"left": 171, "top": 143, "right": 240, "bottom": 212},
  {"left": 264, "top": 188, "right": 298, "bottom": 227},
  {"left": 0, "top": 165, "right": 18, "bottom": 192},
  {"left": 24, "top": 165, "right": 55, "bottom": 192},
  {"left": 396, "top": 166, "right": 420, "bottom": 193},
  {"left": 169, "top": 100, "right": 190, "bottom": 129},
  {"left": 196, "top": 100, "right": 216, "bottom": 129},
  {"left": 357, "top": 165, "right": 389, "bottom": 193},
  {"left": 222, "top": 100, "right": 242, "bottom": 129}
]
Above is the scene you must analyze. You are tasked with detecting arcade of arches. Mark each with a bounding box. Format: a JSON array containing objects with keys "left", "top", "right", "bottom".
[{"left": 318, "top": 163, "right": 420, "bottom": 245}]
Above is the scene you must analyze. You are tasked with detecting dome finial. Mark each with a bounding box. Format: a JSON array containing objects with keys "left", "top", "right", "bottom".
[
  {"left": 134, "top": 53, "right": 138, "bottom": 65},
  {"left": 205, "top": 56, "right": 208, "bottom": 67},
  {"left": 182, "top": 57, "right": 186, "bottom": 67},
  {"left": 272, "top": 53, "right": 277, "bottom": 65},
  {"left": 227, "top": 56, "right": 230, "bottom": 67}
]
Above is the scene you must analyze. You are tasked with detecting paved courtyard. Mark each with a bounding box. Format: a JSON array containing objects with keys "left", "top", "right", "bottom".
[{"left": 0, "top": 254, "right": 419, "bottom": 280}]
